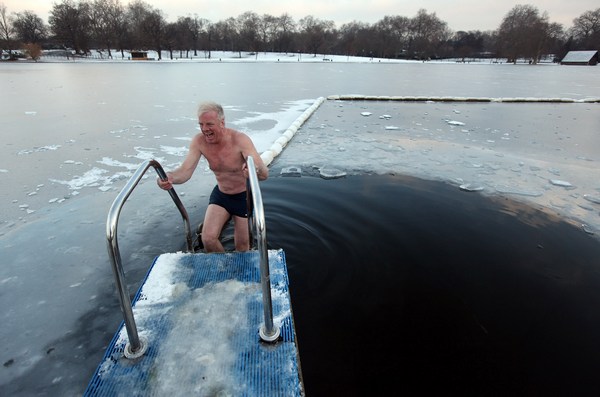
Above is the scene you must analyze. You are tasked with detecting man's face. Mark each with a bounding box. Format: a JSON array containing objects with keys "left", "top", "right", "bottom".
[{"left": 199, "top": 110, "right": 224, "bottom": 143}]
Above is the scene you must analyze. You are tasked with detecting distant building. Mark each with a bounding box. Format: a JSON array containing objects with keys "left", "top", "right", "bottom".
[
  {"left": 560, "top": 50, "right": 598, "bottom": 66},
  {"left": 130, "top": 51, "right": 150, "bottom": 60}
]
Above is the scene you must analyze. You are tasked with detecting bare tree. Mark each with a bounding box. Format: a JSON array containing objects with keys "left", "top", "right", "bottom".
[
  {"left": 569, "top": 8, "right": 600, "bottom": 50},
  {"left": 337, "top": 21, "right": 368, "bottom": 57},
  {"left": 496, "top": 4, "right": 554, "bottom": 64},
  {"left": 1, "top": 2, "right": 16, "bottom": 58},
  {"left": 141, "top": 8, "right": 166, "bottom": 59},
  {"left": 164, "top": 20, "right": 178, "bottom": 59},
  {"left": 237, "top": 11, "right": 260, "bottom": 57},
  {"left": 202, "top": 21, "right": 214, "bottom": 58},
  {"left": 258, "top": 14, "right": 277, "bottom": 53},
  {"left": 175, "top": 16, "right": 193, "bottom": 57},
  {"left": 212, "top": 17, "right": 240, "bottom": 54},
  {"left": 90, "top": 0, "right": 124, "bottom": 58},
  {"left": 273, "top": 13, "right": 296, "bottom": 54},
  {"left": 49, "top": 0, "right": 93, "bottom": 55},
  {"left": 126, "top": 0, "right": 152, "bottom": 50},
  {"left": 452, "top": 30, "right": 490, "bottom": 61},
  {"left": 408, "top": 9, "right": 450, "bottom": 59},
  {"left": 13, "top": 10, "right": 47, "bottom": 44},
  {"left": 177, "top": 15, "right": 205, "bottom": 56},
  {"left": 108, "top": 0, "right": 128, "bottom": 58},
  {"left": 298, "top": 15, "right": 335, "bottom": 56},
  {"left": 373, "top": 15, "right": 411, "bottom": 58}
]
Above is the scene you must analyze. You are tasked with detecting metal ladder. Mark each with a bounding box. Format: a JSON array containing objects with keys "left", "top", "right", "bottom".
[{"left": 105, "top": 157, "right": 279, "bottom": 359}]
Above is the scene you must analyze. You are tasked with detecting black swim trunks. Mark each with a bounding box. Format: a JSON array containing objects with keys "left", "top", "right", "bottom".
[{"left": 209, "top": 185, "right": 248, "bottom": 218}]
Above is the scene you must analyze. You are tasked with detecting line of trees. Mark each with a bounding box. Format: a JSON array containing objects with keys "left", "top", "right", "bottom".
[{"left": 1, "top": 0, "right": 599, "bottom": 63}]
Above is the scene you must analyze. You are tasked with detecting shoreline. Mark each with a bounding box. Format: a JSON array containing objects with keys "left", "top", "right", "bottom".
[{"left": 3, "top": 50, "right": 561, "bottom": 65}]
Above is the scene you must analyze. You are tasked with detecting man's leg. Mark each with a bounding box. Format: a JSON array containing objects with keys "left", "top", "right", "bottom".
[
  {"left": 233, "top": 215, "right": 250, "bottom": 251},
  {"left": 202, "top": 204, "right": 231, "bottom": 252}
]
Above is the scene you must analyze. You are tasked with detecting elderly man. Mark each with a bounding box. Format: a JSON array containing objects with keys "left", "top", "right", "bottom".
[{"left": 157, "top": 101, "right": 268, "bottom": 252}]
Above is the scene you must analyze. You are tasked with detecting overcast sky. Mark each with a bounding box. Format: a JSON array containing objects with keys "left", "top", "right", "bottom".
[{"left": 4, "top": 0, "right": 598, "bottom": 31}]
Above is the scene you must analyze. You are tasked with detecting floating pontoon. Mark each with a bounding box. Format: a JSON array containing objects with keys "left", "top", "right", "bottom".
[{"left": 84, "top": 158, "right": 303, "bottom": 396}]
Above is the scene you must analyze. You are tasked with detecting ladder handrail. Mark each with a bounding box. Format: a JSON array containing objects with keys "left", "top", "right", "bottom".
[
  {"left": 106, "top": 159, "right": 192, "bottom": 358},
  {"left": 246, "top": 156, "right": 281, "bottom": 342}
]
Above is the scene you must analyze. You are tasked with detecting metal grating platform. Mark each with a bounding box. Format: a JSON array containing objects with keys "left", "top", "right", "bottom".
[{"left": 84, "top": 249, "right": 303, "bottom": 396}]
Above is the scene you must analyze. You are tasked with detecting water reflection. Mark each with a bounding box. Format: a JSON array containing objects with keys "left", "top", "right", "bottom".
[{"left": 262, "top": 174, "right": 600, "bottom": 396}]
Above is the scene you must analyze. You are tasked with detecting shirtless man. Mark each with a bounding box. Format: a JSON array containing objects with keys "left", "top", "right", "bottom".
[{"left": 157, "top": 102, "right": 268, "bottom": 252}]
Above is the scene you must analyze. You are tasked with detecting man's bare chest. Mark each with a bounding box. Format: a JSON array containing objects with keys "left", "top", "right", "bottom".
[{"left": 203, "top": 145, "right": 243, "bottom": 173}]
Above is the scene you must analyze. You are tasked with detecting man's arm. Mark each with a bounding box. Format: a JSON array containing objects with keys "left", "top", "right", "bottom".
[
  {"left": 157, "top": 137, "right": 203, "bottom": 190},
  {"left": 239, "top": 133, "right": 269, "bottom": 181}
]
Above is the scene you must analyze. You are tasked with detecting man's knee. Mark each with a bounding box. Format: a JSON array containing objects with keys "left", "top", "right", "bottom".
[{"left": 202, "top": 232, "right": 223, "bottom": 252}]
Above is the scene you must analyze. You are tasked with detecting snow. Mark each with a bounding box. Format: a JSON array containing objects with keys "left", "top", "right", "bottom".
[{"left": 99, "top": 250, "right": 293, "bottom": 395}]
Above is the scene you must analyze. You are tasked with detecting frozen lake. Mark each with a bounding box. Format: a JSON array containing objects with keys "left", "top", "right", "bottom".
[{"left": 1, "top": 59, "right": 599, "bottom": 395}]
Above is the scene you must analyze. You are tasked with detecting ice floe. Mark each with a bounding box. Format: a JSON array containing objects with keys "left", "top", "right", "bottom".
[{"left": 18, "top": 145, "right": 62, "bottom": 155}]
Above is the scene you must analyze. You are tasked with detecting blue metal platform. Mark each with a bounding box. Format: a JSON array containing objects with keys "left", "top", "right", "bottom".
[{"left": 84, "top": 249, "right": 303, "bottom": 396}]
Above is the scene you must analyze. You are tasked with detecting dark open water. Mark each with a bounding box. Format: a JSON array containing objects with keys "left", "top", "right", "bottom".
[{"left": 261, "top": 174, "right": 600, "bottom": 396}]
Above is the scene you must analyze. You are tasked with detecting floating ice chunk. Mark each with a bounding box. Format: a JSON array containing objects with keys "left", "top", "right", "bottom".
[
  {"left": 280, "top": 166, "right": 301, "bottom": 177},
  {"left": 453, "top": 110, "right": 461, "bottom": 114},
  {"left": 446, "top": 120, "right": 466, "bottom": 126},
  {"left": 160, "top": 146, "right": 188, "bottom": 157},
  {"left": 584, "top": 194, "right": 600, "bottom": 205},
  {"left": 379, "top": 115, "right": 392, "bottom": 120},
  {"left": 18, "top": 204, "right": 29, "bottom": 209},
  {"left": 496, "top": 186, "right": 543, "bottom": 197},
  {"left": 548, "top": 168, "right": 561, "bottom": 176},
  {"left": 25, "top": 111, "right": 37, "bottom": 115},
  {"left": 50, "top": 167, "right": 109, "bottom": 190},
  {"left": 549, "top": 179, "right": 573, "bottom": 188},
  {"left": 18, "top": 145, "right": 62, "bottom": 155},
  {"left": 385, "top": 126, "right": 399, "bottom": 130},
  {"left": 361, "top": 112, "right": 372, "bottom": 117},
  {"left": 98, "top": 186, "right": 111, "bottom": 192},
  {"left": 319, "top": 167, "right": 346, "bottom": 180},
  {"left": 582, "top": 224, "right": 595, "bottom": 235},
  {"left": 0, "top": 169, "right": 8, "bottom": 173},
  {"left": 459, "top": 183, "right": 484, "bottom": 192},
  {"left": 27, "top": 192, "right": 37, "bottom": 196},
  {"left": 576, "top": 156, "right": 594, "bottom": 162},
  {"left": 48, "top": 198, "right": 59, "bottom": 203},
  {"left": 26, "top": 209, "right": 36, "bottom": 214},
  {"left": 97, "top": 157, "right": 138, "bottom": 170}
]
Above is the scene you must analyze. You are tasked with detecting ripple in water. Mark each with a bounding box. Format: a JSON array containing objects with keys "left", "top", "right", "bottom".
[{"left": 260, "top": 174, "right": 600, "bottom": 396}]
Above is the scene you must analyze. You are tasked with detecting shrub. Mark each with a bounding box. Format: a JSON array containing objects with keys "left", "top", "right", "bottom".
[{"left": 23, "top": 43, "right": 42, "bottom": 61}]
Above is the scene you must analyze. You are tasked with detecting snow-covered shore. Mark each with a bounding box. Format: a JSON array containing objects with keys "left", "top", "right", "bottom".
[{"left": 36, "top": 49, "right": 525, "bottom": 64}]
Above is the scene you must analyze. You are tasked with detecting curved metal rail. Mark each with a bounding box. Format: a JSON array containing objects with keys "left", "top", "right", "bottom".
[
  {"left": 246, "top": 156, "right": 280, "bottom": 342},
  {"left": 106, "top": 159, "right": 192, "bottom": 358}
]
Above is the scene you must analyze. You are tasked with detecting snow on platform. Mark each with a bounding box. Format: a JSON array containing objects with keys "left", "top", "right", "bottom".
[{"left": 84, "top": 249, "right": 302, "bottom": 396}]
